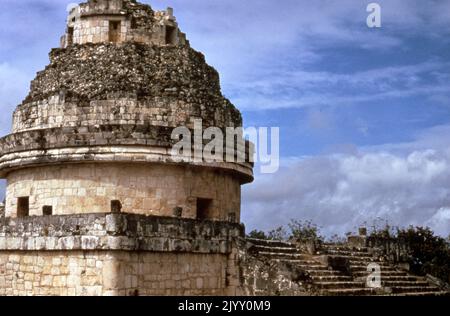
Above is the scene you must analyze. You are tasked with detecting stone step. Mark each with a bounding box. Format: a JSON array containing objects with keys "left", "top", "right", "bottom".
[
  {"left": 323, "top": 288, "right": 377, "bottom": 296},
  {"left": 315, "top": 281, "right": 366, "bottom": 289},
  {"left": 326, "top": 250, "right": 373, "bottom": 257},
  {"left": 382, "top": 280, "right": 431, "bottom": 287},
  {"left": 323, "top": 245, "right": 369, "bottom": 253},
  {"left": 311, "top": 275, "right": 353, "bottom": 282},
  {"left": 257, "top": 252, "right": 309, "bottom": 260},
  {"left": 379, "top": 276, "right": 422, "bottom": 282},
  {"left": 296, "top": 264, "right": 331, "bottom": 271},
  {"left": 390, "top": 286, "right": 441, "bottom": 294},
  {"left": 350, "top": 264, "right": 395, "bottom": 272},
  {"left": 345, "top": 257, "right": 378, "bottom": 262},
  {"left": 251, "top": 244, "right": 298, "bottom": 254},
  {"left": 328, "top": 257, "right": 387, "bottom": 264},
  {"left": 392, "top": 291, "right": 450, "bottom": 296},
  {"left": 353, "top": 270, "right": 408, "bottom": 277},
  {"left": 274, "top": 259, "right": 320, "bottom": 265},
  {"left": 307, "top": 270, "right": 350, "bottom": 276},
  {"left": 246, "top": 238, "right": 294, "bottom": 248}
]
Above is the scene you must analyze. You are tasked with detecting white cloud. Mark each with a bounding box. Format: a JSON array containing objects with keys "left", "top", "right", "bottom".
[
  {"left": 229, "top": 59, "right": 450, "bottom": 110},
  {"left": 149, "top": 1, "right": 450, "bottom": 112},
  {"left": 242, "top": 125, "right": 450, "bottom": 237}
]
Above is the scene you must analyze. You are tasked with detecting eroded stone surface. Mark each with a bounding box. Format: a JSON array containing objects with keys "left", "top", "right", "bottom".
[
  {"left": 0, "top": 0, "right": 253, "bottom": 296},
  {"left": 0, "top": 214, "right": 244, "bottom": 296},
  {"left": 16, "top": 43, "right": 241, "bottom": 132}
]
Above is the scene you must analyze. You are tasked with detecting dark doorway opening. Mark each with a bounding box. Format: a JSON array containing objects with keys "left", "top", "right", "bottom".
[
  {"left": 109, "top": 21, "right": 121, "bottom": 43},
  {"left": 130, "top": 17, "right": 137, "bottom": 29},
  {"left": 17, "top": 197, "right": 29, "bottom": 217},
  {"left": 196, "top": 198, "right": 213, "bottom": 220},
  {"left": 67, "top": 27, "right": 74, "bottom": 46},
  {"left": 165, "top": 25, "right": 176, "bottom": 45},
  {"left": 111, "top": 200, "right": 122, "bottom": 213}
]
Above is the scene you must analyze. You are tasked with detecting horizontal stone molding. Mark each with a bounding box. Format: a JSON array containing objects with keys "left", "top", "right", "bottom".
[
  {"left": 0, "top": 145, "right": 253, "bottom": 181},
  {"left": 0, "top": 125, "right": 174, "bottom": 154},
  {"left": 0, "top": 213, "right": 244, "bottom": 253},
  {"left": 0, "top": 126, "right": 254, "bottom": 182}
]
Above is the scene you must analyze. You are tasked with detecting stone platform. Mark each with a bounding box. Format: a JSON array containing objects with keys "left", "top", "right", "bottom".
[{"left": 0, "top": 213, "right": 244, "bottom": 296}]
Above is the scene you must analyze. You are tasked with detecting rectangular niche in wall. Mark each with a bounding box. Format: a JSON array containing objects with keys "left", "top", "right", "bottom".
[
  {"left": 109, "top": 21, "right": 121, "bottom": 43},
  {"left": 17, "top": 197, "right": 29, "bottom": 217},
  {"left": 196, "top": 198, "right": 213, "bottom": 220},
  {"left": 67, "top": 27, "right": 74, "bottom": 46},
  {"left": 43, "top": 205, "right": 53, "bottom": 216},
  {"left": 165, "top": 25, "right": 176, "bottom": 45}
]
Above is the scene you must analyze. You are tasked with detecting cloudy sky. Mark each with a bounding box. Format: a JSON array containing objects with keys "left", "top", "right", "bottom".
[{"left": 0, "top": 0, "right": 449, "bottom": 237}]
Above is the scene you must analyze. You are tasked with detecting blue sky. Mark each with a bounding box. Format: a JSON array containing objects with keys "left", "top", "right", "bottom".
[{"left": 1, "top": 0, "right": 450, "bottom": 237}]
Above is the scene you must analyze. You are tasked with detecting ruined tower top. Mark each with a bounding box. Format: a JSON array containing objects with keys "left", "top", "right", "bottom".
[
  {"left": 0, "top": 0, "right": 252, "bottom": 220},
  {"left": 62, "top": 0, "right": 188, "bottom": 48}
]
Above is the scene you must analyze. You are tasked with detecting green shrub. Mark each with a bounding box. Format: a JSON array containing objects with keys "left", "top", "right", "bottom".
[
  {"left": 247, "top": 230, "right": 268, "bottom": 240},
  {"left": 267, "top": 226, "right": 288, "bottom": 241},
  {"left": 288, "top": 219, "right": 323, "bottom": 241},
  {"left": 397, "top": 226, "right": 450, "bottom": 282}
]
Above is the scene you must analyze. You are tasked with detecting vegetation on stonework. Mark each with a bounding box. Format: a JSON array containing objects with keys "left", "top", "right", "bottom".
[
  {"left": 247, "top": 218, "right": 450, "bottom": 283},
  {"left": 246, "top": 229, "right": 268, "bottom": 240},
  {"left": 369, "top": 224, "right": 450, "bottom": 283},
  {"left": 362, "top": 218, "right": 450, "bottom": 283},
  {"left": 247, "top": 219, "right": 323, "bottom": 242},
  {"left": 288, "top": 219, "right": 323, "bottom": 241}
]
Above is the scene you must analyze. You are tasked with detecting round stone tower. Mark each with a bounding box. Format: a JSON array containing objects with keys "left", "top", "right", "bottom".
[{"left": 0, "top": 0, "right": 253, "bottom": 222}]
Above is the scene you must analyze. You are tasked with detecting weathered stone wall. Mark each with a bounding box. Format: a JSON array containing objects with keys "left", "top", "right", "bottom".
[
  {"left": 5, "top": 163, "right": 241, "bottom": 221},
  {"left": 0, "top": 251, "right": 230, "bottom": 296},
  {"left": 0, "top": 0, "right": 253, "bottom": 296},
  {"left": 13, "top": 95, "right": 238, "bottom": 134},
  {"left": 239, "top": 253, "right": 312, "bottom": 296},
  {"left": 0, "top": 213, "right": 244, "bottom": 296},
  {"left": 0, "top": 213, "right": 244, "bottom": 251},
  {"left": 18, "top": 43, "right": 241, "bottom": 130},
  {"left": 366, "top": 236, "right": 411, "bottom": 263},
  {"left": 62, "top": 0, "right": 187, "bottom": 48},
  {"left": 1, "top": 125, "right": 172, "bottom": 155},
  {"left": 0, "top": 2, "right": 250, "bottom": 224}
]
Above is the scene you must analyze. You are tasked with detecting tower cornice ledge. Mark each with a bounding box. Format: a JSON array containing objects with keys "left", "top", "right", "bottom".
[
  {"left": 0, "top": 125, "right": 254, "bottom": 183},
  {"left": 0, "top": 213, "right": 244, "bottom": 253}
]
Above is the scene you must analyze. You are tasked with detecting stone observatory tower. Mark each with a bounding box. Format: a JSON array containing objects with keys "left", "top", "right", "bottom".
[{"left": 0, "top": 0, "right": 252, "bottom": 296}]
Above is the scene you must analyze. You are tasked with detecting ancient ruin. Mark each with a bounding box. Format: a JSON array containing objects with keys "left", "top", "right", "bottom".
[
  {"left": 0, "top": 0, "right": 448, "bottom": 296},
  {"left": 0, "top": 0, "right": 251, "bottom": 296}
]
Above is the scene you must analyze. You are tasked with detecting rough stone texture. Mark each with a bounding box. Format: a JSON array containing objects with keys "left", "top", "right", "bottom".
[
  {"left": 240, "top": 255, "right": 312, "bottom": 296},
  {"left": 366, "top": 236, "right": 411, "bottom": 263},
  {"left": 0, "top": 213, "right": 243, "bottom": 252},
  {"left": 61, "top": 0, "right": 188, "bottom": 48},
  {"left": 0, "top": 214, "right": 243, "bottom": 296},
  {"left": 242, "top": 238, "right": 450, "bottom": 296},
  {"left": 347, "top": 235, "right": 367, "bottom": 248},
  {"left": 316, "top": 255, "right": 352, "bottom": 275},
  {"left": 0, "top": 0, "right": 252, "bottom": 222},
  {"left": 0, "top": 251, "right": 230, "bottom": 296},
  {"left": 16, "top": 43, "right": 241, "bottom": 132},
  {"left": 5, "top": 164, "right": 241, "bottom": 221},
  {"left": 0, "top": 0, "right": 253, "bottom": 296}
]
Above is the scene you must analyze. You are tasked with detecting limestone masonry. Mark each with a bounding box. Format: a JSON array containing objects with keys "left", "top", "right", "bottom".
[
  {"left": 0, "top": 0, "right": 252, "bottom": 296},
  {"left": 1, "top": 0, "right": 448, "bottom": 297},
  {"left": 1, "top": 0, "right": 253, "bottom": 220}
]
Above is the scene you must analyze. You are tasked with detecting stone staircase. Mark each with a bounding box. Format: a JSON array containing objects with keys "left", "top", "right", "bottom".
[{"left": 247, "top": 238, "right": 450, "bottom": 296}]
